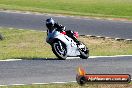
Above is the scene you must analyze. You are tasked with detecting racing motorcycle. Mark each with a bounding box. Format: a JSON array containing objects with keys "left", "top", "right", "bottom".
[{"left": 46, "top": 29, "right": 89, "bottom": 60}]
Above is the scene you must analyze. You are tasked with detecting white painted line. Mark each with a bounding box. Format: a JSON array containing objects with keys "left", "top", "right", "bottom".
[
  {"left": 67, "top": 55, "right": 132, "bottom": 59},
  {"left": 0, "top": 26, "right": 47, "bottom": 33},
  {"left": 52, "top": 82, "right": 70, "bottom": 84},
  {"left": 29, "top": 29, "right": 46, "bottom": 33},
  {"left": 0, "top": 55, "right": 132, "bottom": 61},
  {"left": 30, "top": 30, "right": 37, "bottom": 32},
  {"left": 115, "top": 38, "right": 125, "bottom": 40},
  {"left": 24, "top": 12, "right": 31, "bottom": 14},
  {"left": 95, "top": 17, "right": 102, "bottom": 20},
  {"left": 67, "top": 57, "right": 80, "bottom": 59},
  {"left": 0, "top": 79, "right": 131, "bottom": 86},
  {"left": 0, "top": 81, "right": 76, "bottom": 86},
  {"left": 69, "top": 81, "right": 76, "bottom": 83},
  {"left": 107, "top": 18, "right": 113, "bottom": 21},
  {"left": 10, "top": 84, "right": 26, "bottom": 86},
  {"left": 89, "top": 55, "right": 132, "bottom": 58},
  {"left": 126, "top": 39, "right": 132, "bottom": 41},
  {"left": 18, "top": 29, "right": 24, "bottom": 30},
  {"left": 86, "top": 35, "right": 92, "bottom": 37},
  {"left": 0, "top": 59, "right": 22, "bottom": 62},
  {"left": 0, "top": 85, "right": 7, "bottom": 86},
  {"left": 115, "top": 55, "right": 132, "bottom": 57},
  {"left": 42, "top": 30, "right": 47, "bottom": 32},
  {"left": 115, "top": 38, "right": 121, "bottom": 40},
  {"left": 96, "top": 36, "right": 105, "bottom": 38},
  {"left": 35, "top": 81, "right": 77, "bottom": 85},
  {"left": 32, "top": 83, "right": 49, "bottom": 85},
  {"left": 9, "top": 27, "right": 14, "bottom": 30},
  {"left": 105, "top": 37, "right": 112, "bottom": 39}
]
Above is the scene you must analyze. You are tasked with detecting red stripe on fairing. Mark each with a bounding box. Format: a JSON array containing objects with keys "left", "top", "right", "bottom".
[{"left": 61, "top": 31, "right": 66, "bottom": 35}]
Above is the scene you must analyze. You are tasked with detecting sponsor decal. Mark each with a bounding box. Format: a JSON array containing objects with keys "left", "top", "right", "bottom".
[{"left": 76, "top": 67, "right": 131, "bottom": 85}]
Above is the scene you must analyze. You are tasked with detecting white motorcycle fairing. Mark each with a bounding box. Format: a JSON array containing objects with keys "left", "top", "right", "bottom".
[{"left": 46, "top": 30, "right": 80, "bottom": 56}]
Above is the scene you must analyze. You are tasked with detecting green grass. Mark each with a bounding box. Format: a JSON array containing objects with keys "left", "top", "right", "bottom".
[
  {"left": 0, "top": 28, "right": 132, "bottom": 60},
  {"left": 0, "top": 83, "right": 132, "bottom": 88},
  {"left": 79, "top": 36, "right": 132, "bottom": 56},
  {"left": 0, "top": 0, "right": 132, "bottom": 19},
  {"left": 0, "top": 28, "right": 56, "bottom": 60}
]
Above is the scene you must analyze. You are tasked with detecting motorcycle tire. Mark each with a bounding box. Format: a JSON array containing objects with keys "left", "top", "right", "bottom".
[
  {"left": 52, "top": 40, "right": 67, "bottom": 60},
  {"left": 79, "top": 43, "right": 89, "bottom": 59}
]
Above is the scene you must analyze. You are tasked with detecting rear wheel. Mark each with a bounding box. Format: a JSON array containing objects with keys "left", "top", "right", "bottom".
[{"left": 52, "top": 40, "right": 67, "bottom": 60}]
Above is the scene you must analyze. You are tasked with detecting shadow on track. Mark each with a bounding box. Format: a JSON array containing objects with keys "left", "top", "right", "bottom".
[
  {"left": 31, "top": 58, "right": 60, "bottom": 60},
  {"left": 15, "top": 57, "right": 66, "bottom": 60}
]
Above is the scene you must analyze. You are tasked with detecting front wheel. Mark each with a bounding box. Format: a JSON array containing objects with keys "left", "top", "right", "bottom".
[
  {"left": 52, "top": 40, "right": 67, "bottom": 60},
  {"left": 79, "top": 43, "right": 89, "bottom": 59}
]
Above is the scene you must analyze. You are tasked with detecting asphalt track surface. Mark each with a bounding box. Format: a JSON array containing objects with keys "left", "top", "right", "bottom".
[
  {"left": 0, "top": 11, "right": 132, "bottom": 85},
  {"left": 0, "top": 11, "right": 132, "bottom": 39},
  {"left": 0, "top": 56, "right": 132, "bottom": 85}
]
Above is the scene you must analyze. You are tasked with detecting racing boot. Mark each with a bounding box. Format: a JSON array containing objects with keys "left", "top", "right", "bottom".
[{"left": 72, "top": 35, "right": 81, "bottom": 46}]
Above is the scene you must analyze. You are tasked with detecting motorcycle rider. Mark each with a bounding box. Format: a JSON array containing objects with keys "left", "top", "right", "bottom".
[{"left": 46, "top": 18, "right": 80, "bottom": 45}]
